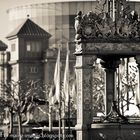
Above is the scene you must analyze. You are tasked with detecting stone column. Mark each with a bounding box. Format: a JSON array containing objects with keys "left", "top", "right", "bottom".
[
  {"left": 75, "top": 54, "right": 97, "bottom": 140},
  {"left": 101, "top": 59, "right": 120, "bottom": 116}
]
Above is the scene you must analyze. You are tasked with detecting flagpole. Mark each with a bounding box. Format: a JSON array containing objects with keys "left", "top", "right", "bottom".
[
  {"left": 58, "top": 47, "right": 61, "bottom": 140},
  {"left": 62, "top": 100, "right": 65, "bottom": 140},
  {"left": 59, "top": 101, "right": 61, "bottom": 140},
  {"left": 67, "top": 42, "right": 71, "bottom": 140},
  {"left": 49, "top": 105, "right": 52, "bottom": 132},
  {"left": 68, "top": 92, "right": 71, "bottom": 140},
  {"left": 63, "top": 42, "right": 70, "bottom": 140},
  {"left": 49, "top": 85, "right": 54, "bottom": 133}
]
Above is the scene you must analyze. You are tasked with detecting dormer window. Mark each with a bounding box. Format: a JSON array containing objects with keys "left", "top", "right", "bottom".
[{"left": 26, "top": 41, "right": 41, "bottom": 52}]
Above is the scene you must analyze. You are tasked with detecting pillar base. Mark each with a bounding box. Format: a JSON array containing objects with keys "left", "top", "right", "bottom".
[{"left": 75, "top": 124, "right": 91, "bottom": 140}]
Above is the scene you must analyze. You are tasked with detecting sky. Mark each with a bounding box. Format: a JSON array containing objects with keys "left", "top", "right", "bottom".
[
  {"left": 0, "top": 0, "right": 49, "bottom": 44},
  {"left": 0, "top": 0, "right": 140, "bottom": 44}
]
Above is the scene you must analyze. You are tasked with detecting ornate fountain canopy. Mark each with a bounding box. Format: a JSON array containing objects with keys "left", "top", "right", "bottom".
[{"left": 74, "top": 0, "right": 140, "bottom": 56}]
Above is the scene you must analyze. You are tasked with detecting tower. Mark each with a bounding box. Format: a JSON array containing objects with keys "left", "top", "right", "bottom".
[{"left": 6, "top": 18, "right": 51, "bottom": 98}]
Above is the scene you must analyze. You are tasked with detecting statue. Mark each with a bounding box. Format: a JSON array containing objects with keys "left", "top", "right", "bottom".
[
  {"left": 75, "top": 11, "right": 82, "bottom": 33},
  {"left": 75, "top": 11, "right": 82, "bottom": 41},
  {"left": 74, "top": 0, "right": 140, "bottom": 41}
]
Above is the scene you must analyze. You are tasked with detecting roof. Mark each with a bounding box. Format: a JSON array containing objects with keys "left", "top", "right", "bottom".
[
  {"left": 0, "top": 40, "right": 7, "bottom": 51},
  {"left": 6, "top": 18, "right": 51, "bottom": 39}
]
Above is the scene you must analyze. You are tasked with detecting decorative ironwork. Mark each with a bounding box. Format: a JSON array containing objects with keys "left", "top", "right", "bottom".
[
  {"left": 75, "top": 0, "right": 140, "bottom": 42},
  {"left": 104, "top": 101, "right": 128, "bottom": 123},
  {"left": 92, "top": 61, "right": 105, "bottom": 116},
  {"left": 116, "top": 58, "right": 139, "bottom": 116}
]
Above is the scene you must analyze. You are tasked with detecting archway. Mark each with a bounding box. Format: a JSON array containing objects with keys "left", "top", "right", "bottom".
[{"left": 74, "top": 1, "right": 140, "bottom": 139}]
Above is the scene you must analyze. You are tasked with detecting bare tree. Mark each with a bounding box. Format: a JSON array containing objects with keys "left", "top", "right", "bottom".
[{"left": 0, "top": 79, "right": 47, "bottom": 140}]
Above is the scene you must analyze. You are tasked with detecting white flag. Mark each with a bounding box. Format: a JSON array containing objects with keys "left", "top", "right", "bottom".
[
  {"left": 49, "top": 85, "right": 56, "bottom": 105},
  {"left": 63, "top": 43, "right": 70, "bottom": 105},
  {"left": 54, "top": 48, "right": 61, "bottom": 102}
]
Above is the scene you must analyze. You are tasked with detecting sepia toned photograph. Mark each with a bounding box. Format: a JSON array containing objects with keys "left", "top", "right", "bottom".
[{"left": 0, "top": 0, "right": 140, "bottom": 140}]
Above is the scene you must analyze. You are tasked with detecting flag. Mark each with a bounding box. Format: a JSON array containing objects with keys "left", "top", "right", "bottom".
[
  {"left": 54, "top": 48, "right": 60, "bottom": 102},
  {"left": 49, "top": 49, "right": 61, "bottom": 105},
  {"left": 49, "top": 85, "right": 56, "bottom": 105},
  {"left": 63, "top": 43, "right": 70, "bottom": 106},
  {"left": 71, "top": 79, "right": 77, "bottom": 105}
]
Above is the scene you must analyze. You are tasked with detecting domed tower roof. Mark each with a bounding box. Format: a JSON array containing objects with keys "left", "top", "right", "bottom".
[{"left": 6, "top": 18, "right": 51, "bottom": 40}]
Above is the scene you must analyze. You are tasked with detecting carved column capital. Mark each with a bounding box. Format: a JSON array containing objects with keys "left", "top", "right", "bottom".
[{"left": 100, "top": 59, "right": 121, "bottom": 71}]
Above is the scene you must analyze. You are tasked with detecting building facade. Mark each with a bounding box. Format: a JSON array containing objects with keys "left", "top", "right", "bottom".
[
  {"left": 0, "top": 41, "right": 9, "bottom": 125},
  {"left": 6, "top": 18, "right": 51, "bottom": 96}
]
